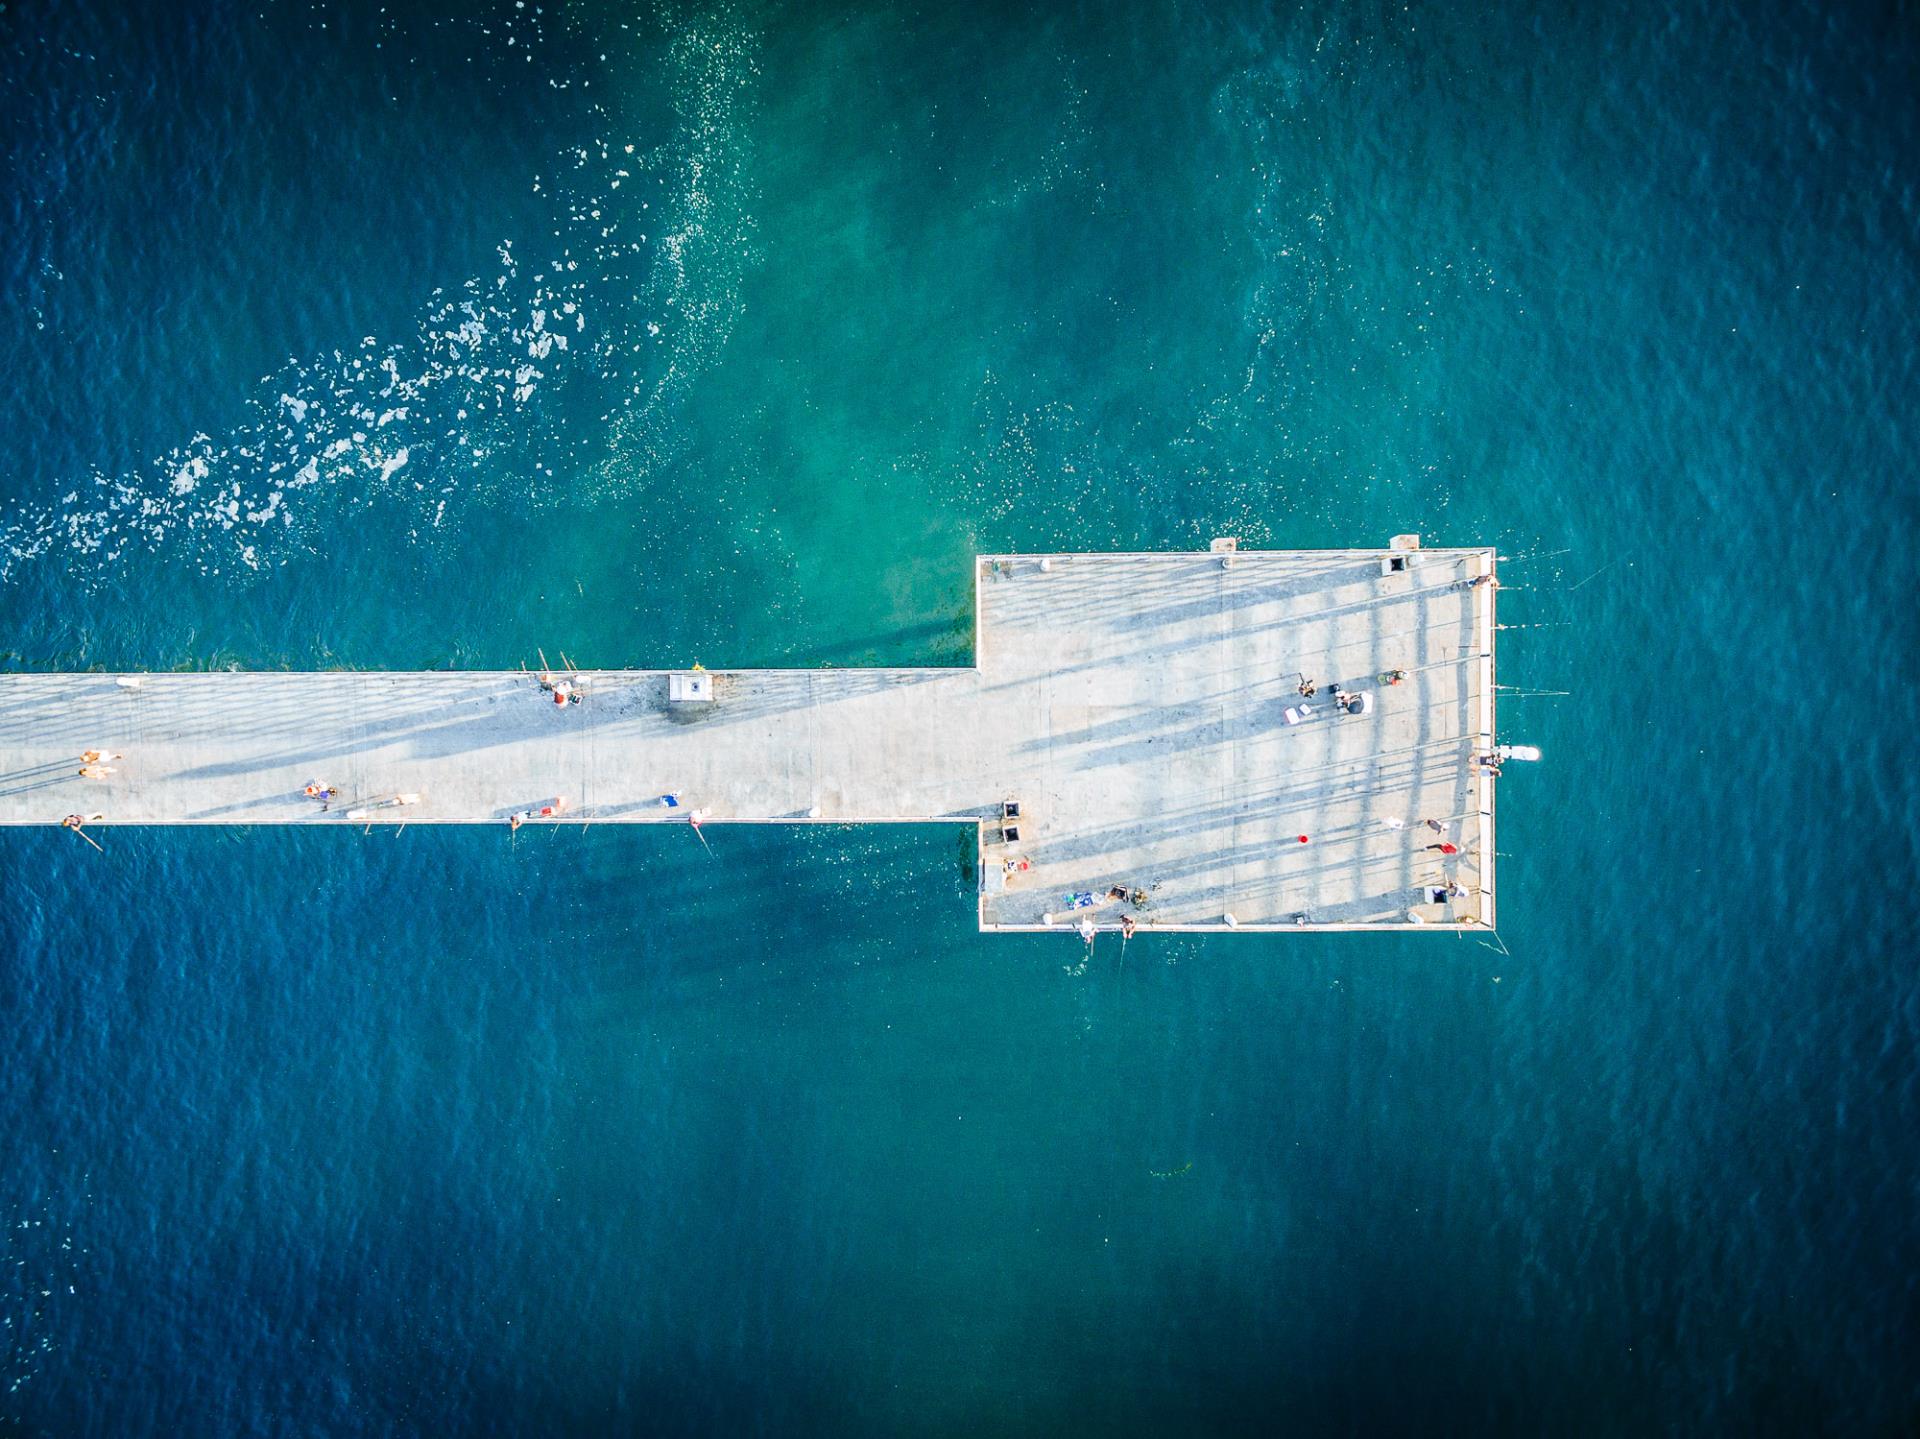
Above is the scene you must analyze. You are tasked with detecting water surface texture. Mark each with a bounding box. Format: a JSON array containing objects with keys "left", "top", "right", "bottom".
[{"left": 3, "top": 0, "right": 1918, "bottom": 1432}]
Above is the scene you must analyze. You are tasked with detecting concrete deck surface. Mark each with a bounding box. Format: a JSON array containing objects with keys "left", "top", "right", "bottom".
[{"left": 0, "top": 547, "right": 1497, "bottom": 932}]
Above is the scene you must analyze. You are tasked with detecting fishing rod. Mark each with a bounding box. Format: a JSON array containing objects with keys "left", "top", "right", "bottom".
[{"left": 1566, "top": 558, "right": 1620, "bottom": 591}]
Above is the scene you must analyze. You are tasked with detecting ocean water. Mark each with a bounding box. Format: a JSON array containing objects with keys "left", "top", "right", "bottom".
[{"left": 3, "top": 0, "right": 1918, "bottom": 1432}]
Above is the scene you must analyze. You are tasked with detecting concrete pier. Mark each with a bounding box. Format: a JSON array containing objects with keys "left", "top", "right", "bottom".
[{"left": 0, "top": 544, "right": 1499, "bottom": 932}]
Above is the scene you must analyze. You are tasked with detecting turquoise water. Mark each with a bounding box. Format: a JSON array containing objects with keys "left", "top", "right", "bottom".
[{"left": 4, "top": 0, "right": 1918, "bottom": 1431}]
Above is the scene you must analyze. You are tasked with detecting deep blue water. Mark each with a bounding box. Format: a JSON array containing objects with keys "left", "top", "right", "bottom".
[{"left": 3, "top": 0, "right": 1918, "bottom": 1432}]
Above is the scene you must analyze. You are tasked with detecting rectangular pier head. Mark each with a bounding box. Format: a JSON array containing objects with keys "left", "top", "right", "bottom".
[{"left": 0, "top": 545, "right": 1499, "bottom": 933}]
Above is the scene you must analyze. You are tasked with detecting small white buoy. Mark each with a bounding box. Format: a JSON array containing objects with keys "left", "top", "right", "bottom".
[{"left": 1038, "top": 558, "right": 1053, "bottom": 572}]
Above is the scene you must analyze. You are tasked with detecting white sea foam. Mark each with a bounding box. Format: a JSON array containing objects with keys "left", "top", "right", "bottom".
[
  {"left": 169, "top": 456, "right": 208, "bottom": 495},
  {"left": 1, "top": 1190, "right": 88, "bottom": 1401},
  {"left": 377, "top": 448, "right": 411, "bottom": 484},
  {"left": 0, "top": 2, "right": 765, "bottom": 587}
]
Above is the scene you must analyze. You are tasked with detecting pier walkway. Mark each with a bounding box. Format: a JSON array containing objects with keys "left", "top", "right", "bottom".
[{"left": 0, "top": 545, "right": 1498, "bottom": 932}]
